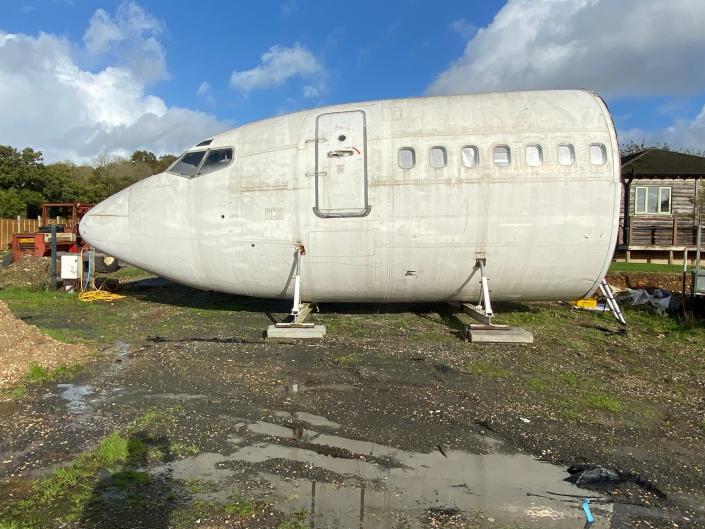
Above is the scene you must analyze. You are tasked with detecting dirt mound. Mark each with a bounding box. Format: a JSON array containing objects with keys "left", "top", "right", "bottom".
[
  {"left": 0, "top": 256, "right": 52, "bottom": 290},
  {"left": 0, "top": 301, "right": 89, "bottom": 387},
  {"left": 606, "top": 271, "right": 691, "bottom": 292}
]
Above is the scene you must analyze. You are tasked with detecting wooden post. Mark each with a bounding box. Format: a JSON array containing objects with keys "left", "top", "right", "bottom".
[
  {"left": 16, "top": 215, "right": 20, "bottom": 232},
  {"left": 672, "top": 217, "right": 678, "bottom": 246},
  {"left": 622, "top": 177, "right": 632, "bottom": 248},
  {"left": 626, "top": 215, "right": 634, "bottom": 262}
]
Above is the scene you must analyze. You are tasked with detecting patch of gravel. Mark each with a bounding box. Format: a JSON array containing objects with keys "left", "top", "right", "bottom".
[
  {"left": 0, "top": 300, "right": 89, "bottom": 387},
  {"left": 0, "top": 256, "right": 52, "bottom": 290}
]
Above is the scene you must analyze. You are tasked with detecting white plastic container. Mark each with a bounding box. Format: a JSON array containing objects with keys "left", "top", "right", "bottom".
[{"left": 60, "top": 254, "right": 80, "bottom": 279}]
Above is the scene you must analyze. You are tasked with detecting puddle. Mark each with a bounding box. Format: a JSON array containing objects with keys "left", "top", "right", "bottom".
[
  {"left": 145, "top": 393, "right": 207, "bottom": 401},
  {"left": 114, "top": 340, "right": 130, "bottom": 357},
  {"left": 280, "top": 383, "right": 357, "bottom": 394},
  {"left": 272, "top": 411, "right": 341, "bottom": 429},
  {"left": 57, "top": 384, "right": 94, "bottom": 414},
  {"left": 247, "top": 421, "right": 319, "bottom": 441},
  {"left": 156, "top": 417, "right": 612, "bottom": 528}
]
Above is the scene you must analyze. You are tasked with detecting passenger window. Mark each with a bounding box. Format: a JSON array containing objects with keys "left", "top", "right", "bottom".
[
  {"left": 525, "top": 145, "right": 542, "bottom": 167},
  {"left": 461, "top": 146, "right": 479, "bottom": 168},
  {"left": 590, "top": 143, "right": 607, "bottom": 165},
  {"left": 168, "top": 150, "right": 207, "bottom": 178},
  {"left": 199, "top": 148, "right": 234, "bottom": 175},
  {"left": 398, "top": 147, "right": 415, "bottom": 169},
  {"left": 493, "top": 145, "right": 511, "bottom": 166},
  {"left": 558, "top": 144, "right": 575, "bottom": 166},
  {"left": 430, "top": 147, "right": 447, "bottom": 168}
]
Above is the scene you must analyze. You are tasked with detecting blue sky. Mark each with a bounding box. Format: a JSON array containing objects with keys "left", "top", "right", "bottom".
[{"left": 1, "top": 0, "right": 705, "bottom": 161}]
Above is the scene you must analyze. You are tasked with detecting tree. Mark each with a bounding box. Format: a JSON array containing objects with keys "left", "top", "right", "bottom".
[
  {"left": 0, "top": 146, "right": 47, "bottom": 192},
  {"left": 155, "top": 154, "right": 177, "bottom": 173},
  {"left": 0, "top": 189, "right": 27, "bottom": 217},
  {"left": 130, "top": 150, "right": 157, "bottom": 167},
  {"left": 0, "top": 145, "right": 49, "bottom": 216},
  {"left": 0, "top": 145, "right": 177, "bottom": 217}
]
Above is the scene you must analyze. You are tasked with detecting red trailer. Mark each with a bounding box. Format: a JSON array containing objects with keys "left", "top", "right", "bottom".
[{"left": 9, "top": 203, "right": 118, "bottom": 272}]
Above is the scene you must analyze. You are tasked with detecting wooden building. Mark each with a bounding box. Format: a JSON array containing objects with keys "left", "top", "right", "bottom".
[{"left": 617, "top": 148, "right": 705, "bottom": 264}]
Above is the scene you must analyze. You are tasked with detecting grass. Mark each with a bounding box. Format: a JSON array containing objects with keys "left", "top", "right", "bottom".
[
  {"left": 169, "top": 441, "right": 200, "bottom": 457},
  {"left": 0, "top": 284, "right": 269, "bottom": 347},
  {"left": 223, "top": 499, "right": 257, "bottom": 517},
  {"left": 465, "top": 360, "right": 510, "bottom": 379},
  {"left": 110, "top": 266, "right": 154, "bottom": 279},
  {"left": 1, "top": 432, "right": 133, "bottom": 526},
  {"left": 0, "top": 425, "right": 204, "bottom": 529},
  {"left": 4, "top": 362, "right": 83, "bottom": 400},
  {"left": 185, "top": 479, "right": 220, "bottom": 494},
  {"left": 277, "top": 521, "right": 307, "bottom": 529},
  {"left": 334, "top": 352, "right": 362, "bottom": 365},
  {"left": 24, "top": 362, "right": 81, "bottom": 384},
  {"left": 609, "top": 261, "right": 684, "bottom": 273},
  {"left": 171, "top": 499, "right": 267, "bottom": 527}
]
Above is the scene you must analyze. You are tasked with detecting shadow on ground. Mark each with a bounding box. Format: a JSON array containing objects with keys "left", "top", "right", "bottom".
[{"left": 81, "top": 433, "right": 182, "bottom": 529}]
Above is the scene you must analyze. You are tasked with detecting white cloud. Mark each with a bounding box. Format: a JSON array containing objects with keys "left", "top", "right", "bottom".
[
  {"left": 280, "top": 0, "right": 297, "bottom": 16},
  {"left": 428, "top": 0, "right": 705, "bottom": 98},
  {"left": 83, "top": 1, "right": 167, "bottom": 84},
  {"left": 302, "top": 84, "right": 322, "bottom": 98},
  {"left": 0, "top": 7, "right": 229, "bottom": 163},
  {"left": 620, "top": 104, "right": 705, "bottom": 152},
  {"left": 229, "top": 43, "right": 324, "bottom": 94},
  {"left": 449, "top": 18, "right": 477, "bottom": 40},
  {"left": 196, "top": 81, "right": 215, "bottom": 105}
]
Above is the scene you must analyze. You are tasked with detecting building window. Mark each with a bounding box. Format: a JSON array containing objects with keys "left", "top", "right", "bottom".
[
  {"left": 558, "top": 144, "right": 575, "bottom": 166},
  {"left": 635, "top": 186, "right": 671, "bottom": 214},
  {"left": 461, "top": 146, "right": 479, "bottom": 167},
  {"left": 493, "top": 145, "right": 511, "bottom": 166},
  {"left": 525, "top": 145, "right": 543, "bottom": 167},
  {"left": 398, "top": 147, "right": 415, "bottom": 169},
  {"left": 589, "top": 143, "right": 607, "bottom": 165},
  {"left": 430, "top": 146, "right": 447, "bottom": 168}
]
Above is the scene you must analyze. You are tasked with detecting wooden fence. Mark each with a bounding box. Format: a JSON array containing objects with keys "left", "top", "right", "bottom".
[{"left": 0, "top": 217, "right": 68, "bottom": 250}]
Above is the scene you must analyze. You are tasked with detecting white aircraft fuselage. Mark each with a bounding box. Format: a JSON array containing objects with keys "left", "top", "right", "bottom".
[{"left": 80, "top": 90, "right": 621, "bottom": 303}]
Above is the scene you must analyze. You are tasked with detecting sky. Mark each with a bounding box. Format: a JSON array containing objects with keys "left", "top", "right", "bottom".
[{"left": 1, "top": 0, "right": 705, "bottom": 163}]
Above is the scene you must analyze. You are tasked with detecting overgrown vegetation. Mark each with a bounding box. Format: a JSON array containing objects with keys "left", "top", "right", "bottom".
[{"left": 0, "top": 145, "right": 176, "bottom": 217}]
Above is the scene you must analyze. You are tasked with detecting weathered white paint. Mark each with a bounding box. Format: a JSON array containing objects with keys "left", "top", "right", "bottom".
[{"left": 80, "top": 90, "right": 621, "bottom": 302}]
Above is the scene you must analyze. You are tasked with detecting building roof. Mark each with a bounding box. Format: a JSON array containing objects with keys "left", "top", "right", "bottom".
[{"left": 621, "top": 148, "right": 705, "bottom": 178}]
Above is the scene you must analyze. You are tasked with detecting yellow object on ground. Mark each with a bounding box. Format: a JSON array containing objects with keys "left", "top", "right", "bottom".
[
  {"left": 78, "top": 290, "right": 125, "bottom": 302},
  {"left": 573, "top": 298, "right": 597, "bottom": 309}
]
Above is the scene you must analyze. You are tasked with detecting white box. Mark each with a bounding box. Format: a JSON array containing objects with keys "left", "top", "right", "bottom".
[{"left": 60, "top": 255, "right": 80, "bottom": 279}]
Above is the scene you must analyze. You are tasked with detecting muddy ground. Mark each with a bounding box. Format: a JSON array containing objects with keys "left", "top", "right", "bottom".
[{"left": 0, "top": 271, "right": 704, "bottom": 529}]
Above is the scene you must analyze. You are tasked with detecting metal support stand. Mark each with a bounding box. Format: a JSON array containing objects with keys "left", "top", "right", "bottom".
[
  {"left": 287, "top": 246, "right": 312, "bottom": 326},
  {"left": 459, "top": 258, "right": 533, "bottom": 344},
  {"left": 461, "top": 258, "right": 496, "bottom": 325},
  {"left": 266, "top": 244, "right": 326, "bottom": 340},
  {"left": 598, "top": 279, "right": 626, "bottom": 325}
]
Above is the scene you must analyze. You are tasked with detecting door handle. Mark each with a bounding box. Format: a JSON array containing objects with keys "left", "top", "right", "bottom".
[{"left": 327, "top": 149, "right": 354, "bottom": 158}]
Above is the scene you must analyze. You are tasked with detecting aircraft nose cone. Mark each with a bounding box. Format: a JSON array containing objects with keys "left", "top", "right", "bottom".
[{"left": 79, "top": 187, "right": 132, "bottom": 261}]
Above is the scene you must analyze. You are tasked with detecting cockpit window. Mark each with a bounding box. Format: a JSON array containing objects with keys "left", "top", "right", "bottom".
[
  {"left": 196, "top": 139, "right": 213, "bottom": 147},
  {"left": 198, "top": 148, "right": 233, "bottom": 175},
  {"left": 168, "top": 150, "right": 206, "bottom": 177}
]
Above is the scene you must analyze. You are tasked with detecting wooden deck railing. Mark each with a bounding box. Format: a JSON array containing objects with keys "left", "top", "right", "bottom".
[{"left": 622, "top": 216, "right": 699, "bottom": 248}]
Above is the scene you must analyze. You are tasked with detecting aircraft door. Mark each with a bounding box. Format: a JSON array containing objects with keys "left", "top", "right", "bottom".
[{"left": 314, "top": 110, "right": 370, "bottom": 217}]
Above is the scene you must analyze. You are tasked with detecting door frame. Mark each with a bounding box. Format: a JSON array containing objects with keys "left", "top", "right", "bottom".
[{"left": 313, "top": 110, "right": 371, "bottom": 218}]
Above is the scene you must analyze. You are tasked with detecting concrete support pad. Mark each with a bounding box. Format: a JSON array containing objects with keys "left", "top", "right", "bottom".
[
  {"left": 466, "top": 327, "right": 533, "bottom": 344},
  {"left": 266, "top": 325, "right": 326, "bottom": 341}
]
